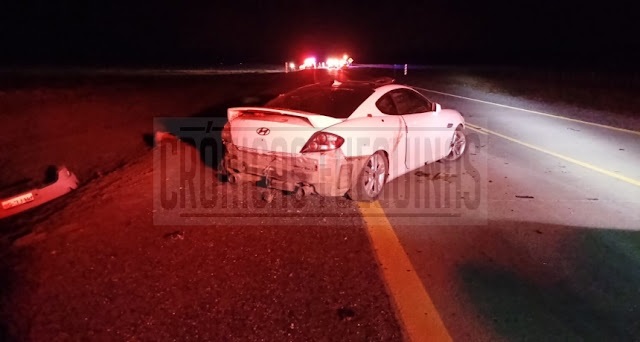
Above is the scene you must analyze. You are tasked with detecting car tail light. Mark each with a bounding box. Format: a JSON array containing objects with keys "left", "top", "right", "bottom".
[{"left": 301, "top": 132, "right": 344, "bottom": 153}]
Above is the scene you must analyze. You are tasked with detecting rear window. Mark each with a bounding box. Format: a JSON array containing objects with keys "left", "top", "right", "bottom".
[{"left": 264, "top": 85, "right": 373, "bottom": 118}]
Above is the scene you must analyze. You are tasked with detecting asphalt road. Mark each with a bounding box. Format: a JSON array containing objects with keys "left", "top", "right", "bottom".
[
  {"left": 374, "top": 79, "right": 640, "bottom": 340},
  {"left": 1, "top": 68, "right": 639, "bottom": 341}
]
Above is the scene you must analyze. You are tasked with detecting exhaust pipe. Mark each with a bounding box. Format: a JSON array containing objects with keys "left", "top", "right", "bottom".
[{"left": 227, "top": 173, "right": 261, "bottom": 184}]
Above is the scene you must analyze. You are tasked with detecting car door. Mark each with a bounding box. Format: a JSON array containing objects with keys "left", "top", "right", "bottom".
[
  {"left": 388, "top": 89, "right": 443, "bottom": 170},
  {"left": 371, "top": 92, "right": 407, "bottom": 180}
]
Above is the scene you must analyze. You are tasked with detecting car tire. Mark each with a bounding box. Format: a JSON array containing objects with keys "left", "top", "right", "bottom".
[
  {"left": 347, "top": 151, "right": 388, "bottom": 202},
  {"left": 443, "top": 126, "right": 466, "bottom": 162}
]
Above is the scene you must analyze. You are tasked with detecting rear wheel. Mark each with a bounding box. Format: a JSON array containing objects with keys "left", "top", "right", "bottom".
[
  {"left": 347, "top": 151, "right": 388, "bottom": 202},
  {"left": 443, "top": 126, "right": 466, "bottom": 162}
]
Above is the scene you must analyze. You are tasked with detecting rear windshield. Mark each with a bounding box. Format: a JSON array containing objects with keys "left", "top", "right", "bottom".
[{"left": 264, "top": 85, "right": 373, "bottom": 118}]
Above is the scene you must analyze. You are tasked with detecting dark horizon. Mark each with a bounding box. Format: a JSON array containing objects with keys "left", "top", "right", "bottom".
[{"left": 1, "top": 1, "right": 638, "bottom": 69}]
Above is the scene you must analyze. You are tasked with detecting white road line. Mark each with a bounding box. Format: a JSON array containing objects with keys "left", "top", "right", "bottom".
[
  {"left": 466, "top": 124, "right": 488, "bottom": 135},
  {"left": 473, "top": 123, "right": 640, "bottom": 187},
  {"left": 415, "top": 87, "right": 640, "bottom": 136}
]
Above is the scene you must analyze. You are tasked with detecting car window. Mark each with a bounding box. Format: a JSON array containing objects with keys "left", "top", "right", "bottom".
[
  {"left": 375, "top": 93, "right": 398, "bottom": 115},
  {"left": 389, "top": 89, "right": 433, "bottom": 114},
  {"left": 264, "top": 85, "right": 374, "bottom": 118}
]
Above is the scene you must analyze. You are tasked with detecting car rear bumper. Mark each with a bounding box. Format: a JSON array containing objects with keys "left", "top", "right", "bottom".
[
  {"left": 0, "top": 166, "right": 79, "bottom": 219},
  {"left": 222, "top": 143, "right": 368, "bottom": 197}
]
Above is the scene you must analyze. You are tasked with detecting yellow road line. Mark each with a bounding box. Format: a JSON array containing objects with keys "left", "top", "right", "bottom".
[
  {"left": 466, "top": 123, "right": 488, "bottom": 135},
  {"left": 416, "top": 87, "right": 640, "bottom": 136},
  {"left": 358, "top": 201, "right": 452, "bottom": 342},
  {"left": 475, "top": 124, "right": 640, "bottom": 187}
]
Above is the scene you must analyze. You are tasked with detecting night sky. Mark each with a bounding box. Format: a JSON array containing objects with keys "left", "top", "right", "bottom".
[{"left": 1, "top": 0, "right": 638, "bottom": 67}]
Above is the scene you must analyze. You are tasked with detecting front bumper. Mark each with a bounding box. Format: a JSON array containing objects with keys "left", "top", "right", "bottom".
[{"left": 222, "top": 142, "right": 367, "bottom": 197}]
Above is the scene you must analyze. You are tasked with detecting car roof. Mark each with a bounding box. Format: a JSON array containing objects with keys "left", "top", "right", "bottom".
[
  {"left": 372, "top": 83, "right": 414, "bottom": 93},
  {"left": 302, "top": 77, "right": 401, "bottom": 92}
]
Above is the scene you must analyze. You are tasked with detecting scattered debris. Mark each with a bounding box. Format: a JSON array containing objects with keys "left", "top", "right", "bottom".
[
  {"left": 515, "top": 195, "right": 534, "bottom": 199},
  {"left": 567, "top": 127, "right": 581, "bottom": 132},
  {"left": 587, "top": 198, "right": 598, "bottom": 201},
  {"left": 414, "top": 171, "right": 458, "bottom": 183},
  {"left": 262, "top": 191, "right": 274, "bottom": 203},
  {"left": 535, "top": 229, "right": 543, "bottom": 234},
  {"left": 337, "top": 307, "right": 356, "bottom": 321},
  {"left": 163, "top": 230, "right": 184, "bottom": 240},
  {"left": 619, "top": 148, "right": 625, "bottom": 151}
]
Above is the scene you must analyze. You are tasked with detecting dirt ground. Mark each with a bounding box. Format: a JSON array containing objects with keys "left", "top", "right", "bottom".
[{"left": 0, "top": 70, "right": 403, "bottom": 341}]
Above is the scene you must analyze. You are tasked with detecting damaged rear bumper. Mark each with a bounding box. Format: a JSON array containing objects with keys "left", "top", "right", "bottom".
[
  {"left": 0, "top": 166, "right": 79, "bottom": 219},
  {"left": 222, "top": 142, "right": 367, "bottom": 197}
]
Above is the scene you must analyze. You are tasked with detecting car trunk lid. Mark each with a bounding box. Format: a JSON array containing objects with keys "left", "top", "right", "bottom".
[{"left": 227, "top": 107, "right": 343, "bottom": 153}]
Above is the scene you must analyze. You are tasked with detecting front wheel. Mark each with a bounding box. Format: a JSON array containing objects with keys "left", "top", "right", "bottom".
[
  {"left": 443, "top": 127, "right": 466, "bottom": 162},
  {"left": 347, "top": 151, "right": 388, "bottom": 202}
]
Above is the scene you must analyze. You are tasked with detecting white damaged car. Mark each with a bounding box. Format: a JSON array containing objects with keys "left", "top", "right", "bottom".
[{"left": 220, "top": 78, "right": 466, "bottom": 201}]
